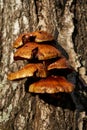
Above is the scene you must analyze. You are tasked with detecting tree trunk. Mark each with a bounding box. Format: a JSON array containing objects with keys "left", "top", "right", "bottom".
[{"left": 0, "top": 0, "right": 87, "bottom": 130}]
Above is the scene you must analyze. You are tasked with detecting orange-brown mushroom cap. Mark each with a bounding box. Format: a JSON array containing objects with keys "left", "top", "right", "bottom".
[
  {"left": 7, "top": 63, "right": 47, "bottom": 80},
  {"left": 31, "top": 31, "right": 54, "bottom": 42},
  {"left": 13, "top": 33, "right": 29, "bottom": 48},
  {"left": 13, "top": 31, "right": 54, "bottom": 48},
  {"left": 14, "top": 42, "right": 61, "bottom": 60},
  {"left": 14, "top": 42, "right": 38, "bottom": 60},
  {"left": 29, "top": 76, "right": 74, "bottom": 93},
  {"left": 47, "top": 57, "right": 70, "bottom": 70}
]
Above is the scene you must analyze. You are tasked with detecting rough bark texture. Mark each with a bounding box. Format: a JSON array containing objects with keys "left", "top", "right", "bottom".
[{"left": 0, "top": 0, "right": 87, "bottom": 130}]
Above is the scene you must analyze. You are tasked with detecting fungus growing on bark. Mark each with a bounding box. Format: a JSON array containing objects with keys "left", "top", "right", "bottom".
[
  {"left": 8, "top": 31, "right": 75, "bottom": 94},
  {"left": 7, "top": 63, "right": 47, "bottom": 80},
  {"left": 13, "top": 31, "right": 54, "bottom": 48},
  {"left": 31, "top": 31, "right": 54, "bottom": 42},
  {"left": 14, "top": 42, "right": 61, "bottom": 60},
  {"left": 29, "top": 76, "right": 74, "bottom": 93},
  {"left": 47, "top": 57, "right": 69, "bottom": 70}
]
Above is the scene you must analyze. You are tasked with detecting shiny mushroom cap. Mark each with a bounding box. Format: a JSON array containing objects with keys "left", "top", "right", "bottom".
[
  {"left": 14, "top": 42, "right": 61, "bottom": 60},
  {"left": 13, "top": 31, "right": 54, "bottom": 48},
  {"left": 29, "top": 76, "right": 74, "bottom": 93},
  {"left": 7, "top": 63, "right": 47, "bottom": 80}
]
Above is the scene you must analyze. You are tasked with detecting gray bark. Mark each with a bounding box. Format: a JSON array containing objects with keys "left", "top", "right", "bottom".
[{"left": 0, "top": 0, "right": 87, "bottom": 130}]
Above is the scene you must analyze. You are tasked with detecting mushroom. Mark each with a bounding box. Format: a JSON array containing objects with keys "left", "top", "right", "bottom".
[
  {"left": 13, "top": 33, "right": 29, "bottom": 48},
  {"left": 8, "top": 30, "right": 75, "bottom": 95},
  {"left": 13, "top": 31, "right": 54, "bottom": 48},
  {"left": 29, "top": 76, "right": 74, "bottom": 93},
  {"left": 7, "top": 63, "right": 47, "bottom": 80},
  {"left": 47, "top": 57, "right": 71, "bottom": 70},
  {"left": 14, "top": 42, "right": 38, "bottom": 60},
  {"left": 14, "top": 42, "right": 62, "bottom": 60},
  {"left": 31, "top": 31, "right": 54, "bottom": 42}
]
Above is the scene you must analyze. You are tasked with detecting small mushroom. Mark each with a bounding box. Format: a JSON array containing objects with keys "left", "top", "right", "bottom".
[
  {"left": 31, "top": 31, "right": 54, "bottom": 42},
  {"left": 29, "top": 76, "right": 74, "bottom": 93},
  {"left": 7, "top": 63, "right": 47, "bottom": 80},
  {"left": 14, "top": 42, "right": 61, "bottom": 60},
  {"left": 47, "top": 57, "right": 70, "bottom": 70},
  {"left": 13, "top": 31, "right": 54, "bottom": 48}
]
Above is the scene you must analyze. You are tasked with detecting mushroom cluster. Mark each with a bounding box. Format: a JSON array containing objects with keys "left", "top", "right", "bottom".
[{"left": 7, "top": 31, "right": 74, "bottom": 94}]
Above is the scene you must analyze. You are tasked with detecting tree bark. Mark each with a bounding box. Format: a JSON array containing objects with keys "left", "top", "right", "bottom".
[{"left": 0, "top": 0, "right": 87, "bottom": 130}]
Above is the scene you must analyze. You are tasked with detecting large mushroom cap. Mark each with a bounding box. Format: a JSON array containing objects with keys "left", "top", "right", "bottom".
[
  {"left": 14, "top": 42, "right": 61, "bottom": 60},
  {"left": 7, "top": 63, "right": 47, "bottom": 80},
  {"left": 13, "top": 31, "right": 54, "bottom": 48},
  {"left": 29, "top": 76, "right": 74, "bottom": 93}
]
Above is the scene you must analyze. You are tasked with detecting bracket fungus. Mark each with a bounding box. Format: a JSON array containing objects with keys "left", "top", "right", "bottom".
[
  {"left": 8, "top": 31, "right": 75, "bottom": 94},
  {"left": 29, "top": 76, "right": 74, "bottom": 93},
  {"left": 13, "top": 31, "right": 54, "bottom": 48},
  {"left": 47, "top": 57, "right": 69, "bottom": 70},
  {"left": 14, "top": 42, "right": 61, "bottom": 60},
  {"left": 7, "top": 63, "right": 47, "bottom": 80}
]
